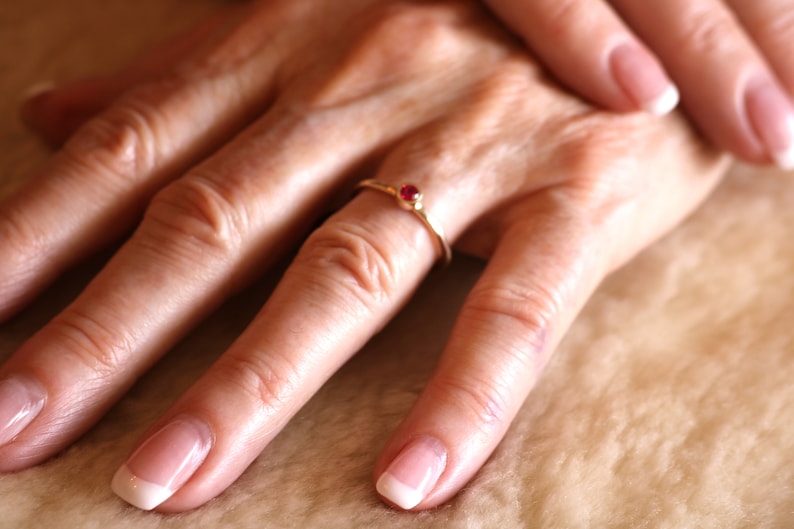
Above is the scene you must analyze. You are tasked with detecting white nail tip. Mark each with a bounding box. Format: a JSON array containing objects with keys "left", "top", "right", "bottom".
[
  {"left": 111, "top": 464, "right": 174, "bottom": 511},
  {"left": 20, "top": 81, "right": 55, "bottom": 103},
  {"left": 773, "top": 144, "right": 794, "bottom": 171},
  {"left": 644, "top": 85, "right": 680, "bottom": 116},
  {"left": 773, "top": 116, "right": 794, "bottom": 171},
  {"left": 376, "top": 472, "right": 424, "bottom": 510}
]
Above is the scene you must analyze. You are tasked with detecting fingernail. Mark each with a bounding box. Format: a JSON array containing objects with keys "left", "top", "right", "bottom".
[
  {"left": 0, "top": 375, "right": 46, "bottom": 446},
  {"left": 19, "top": 81, "right": 56, "bottom": 128},
  {"left": 610, "top": 42, "right": 680, "bottom": 116},
  {"left": 20, "top": 81, "right": 56, "bottom": 104},
  {"left": 376, "top": 436, "right": 447, "bottom": 510},
  {"left": 111, "top": 416, "right": 212, "bottom": 511},
  {"left": 745, "top": 75, "right": 794, "bottom": 170}
]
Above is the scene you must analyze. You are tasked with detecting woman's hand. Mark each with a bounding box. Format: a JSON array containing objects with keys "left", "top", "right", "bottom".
[
  {"left": 4, "top": 0, "right": 727, "bottom": 512},
  {"left": 484, "top": 0, "right": 794, "bottom": 170}
]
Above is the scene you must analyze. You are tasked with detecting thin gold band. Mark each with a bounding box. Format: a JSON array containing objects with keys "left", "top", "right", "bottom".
[{"left": 355, "top": 179, "right": 452, "bottom": 267}]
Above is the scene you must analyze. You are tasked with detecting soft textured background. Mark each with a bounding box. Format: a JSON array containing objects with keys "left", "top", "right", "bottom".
[{"left": 2, "top": 1, "right": 794, "bottom": 528}]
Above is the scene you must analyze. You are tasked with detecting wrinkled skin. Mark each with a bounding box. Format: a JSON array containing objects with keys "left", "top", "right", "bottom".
[{"left": 3, "top": 0, "right": 728, "bottom": 513}]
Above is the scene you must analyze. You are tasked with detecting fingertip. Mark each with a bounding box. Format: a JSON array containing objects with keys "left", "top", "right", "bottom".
[
  {"left": 111, "top": 416, "right": 213, "bottom": 511},
  {"left": 772, "top": 140, "right": 794, "bottom": 172},
  {"left": 644, "top": 83, "right": 680, "bottom": 117},
  {"left": 609, "top": 42, "right": 679, "bottom": 116},
  {"left": 18, "top": 81, "right": 56, "bottom": 135},
  {"left": 0, "top": 374, "right": 46, "bottom": 450},
  {"left": 18, "top": 77, "right": 116, "bottom": 146},
  {"left": 111, "top": 464, "right": 170, "bottom": 511},
  {"left": 744, "top": 75, "right": 794, "bottom": 171},
  {"left": 375, "top": 435, "right": 448, "bottom": 511},
  {"left": 19, "top": 81, "right": 56, "bottom": 109}
]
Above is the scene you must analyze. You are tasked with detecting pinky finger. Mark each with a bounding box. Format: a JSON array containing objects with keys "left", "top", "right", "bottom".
[
  {"left": 374, "top": 198, "right": 606, "bottom": 510},
  {"left": 19, "top": 6, "right": 246, "bottom": 146}
]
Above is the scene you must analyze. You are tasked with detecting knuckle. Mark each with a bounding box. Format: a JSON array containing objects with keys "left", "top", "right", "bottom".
[
  {"left": 481, "top": 59, "right": 536, "bottom": 95},
  {"left": 0, "top": 208, "right": 54, "bottom": 316},
  {"left": 61, "top": 81, "right": 178, "bottom": 182},
  {"left": 671, "top": 7, "right": 741, "bottom": 55},
  {"left": 537, "top": 0, "right": 587, "bottom": 40},
  {"left": 464, "top": 282, "right": 563, "bottom": 355},
  {"left": 146, "top": 174, "right": 251, "bottom": 254},
  {"left": 459, "top": 58, "right": 539, "bottom": 129},
  {"left": 363, "top": 1, "right": 459, "bottom": 54},
  {"left": 293, "top": 2, "right": 464, "bottom": 109},
  {"left": 432, "top": 373, "right": 512, "bottom": 433},
  {"left": 549, "top": 116, "right": 647, "bottom": 210},
  {"left": 296, "top": 220, "right": 399, "bottom": 310},
  {"left": 754, "top": 7, "right": 794, "bottom": 45},
  {"left": 0, "top": 206, "right": 46, "bottom": 259},
  {"left": 213, "top": 353, "right": 300, "bottom": 414},
  {"left": 47, "top": 309, "right": 130, "bottom": 379}
]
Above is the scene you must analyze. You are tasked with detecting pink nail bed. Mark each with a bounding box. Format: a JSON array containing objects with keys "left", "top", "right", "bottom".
[
  {"left": 376, "top": 436, "right": 447, "bottom": 510},
  {"left": 745, "top": 75, "right": 794, "bottom": 170},
  {"left": 111, "top": 416, "right": 212, "bottom": 510},
  {"left": 610, "top": 42, "right": 679, "bottom": 116},
  {"left": 0, "top": 375, "right": 45, "bottom": 447}
]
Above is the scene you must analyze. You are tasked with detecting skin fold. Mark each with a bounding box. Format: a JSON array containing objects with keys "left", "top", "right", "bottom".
[{"left": 2, "top": 0, "right": 730, "bottom": 512}]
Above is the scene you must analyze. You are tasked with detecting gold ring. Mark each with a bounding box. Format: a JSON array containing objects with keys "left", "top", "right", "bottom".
[{"left": 355, "top": 179, "right": 452, "bottom": 267}]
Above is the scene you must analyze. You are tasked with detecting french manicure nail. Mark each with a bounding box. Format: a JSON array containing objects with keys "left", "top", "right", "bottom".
[
  {"left": 111, "top": 416, "right": 212, "bottom": 511},
  {"left": 376, "top": 436, "right": 447, "bottom": 510},
  {"left": 610, "top": 42, "right": 680, "bottom": 116},
  {"left": 19, "top": 81, "right": 56, "bottom": 128},
  {"left": 19, "top": 81, "right": 55, "bottom": 106},
  {"left": 0, "top": 375, "right": 46, "bottom": 447},
  {"left": 745, "top": 75, "right": 794, "bottom": 170}
]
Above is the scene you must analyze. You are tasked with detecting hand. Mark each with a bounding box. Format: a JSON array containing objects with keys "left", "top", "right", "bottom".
[
  {"left": 4, "top": 0, "right": 728, "bottom": 513},
  {"left": 484, "top": 0, "right": 794, "bottom": 170}
]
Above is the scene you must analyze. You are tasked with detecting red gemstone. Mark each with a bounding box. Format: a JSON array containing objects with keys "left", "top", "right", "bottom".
[{"left": 399, "top": 184, "right": 421, "bottom": 202}]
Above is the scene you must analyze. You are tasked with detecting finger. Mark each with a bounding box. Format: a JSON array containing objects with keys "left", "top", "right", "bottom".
[
  {"left": 725, "top": 1, "right": 794, "bottom": 99},
  {"left": 728, "top": 0, "right": 794, "bottom": 136},
  {"left": 373, "top": 196, "right": 605, "bottom": 510},
  {"left": 19, "top": 7, "right": 245, "bottom": 146},
  {"left": 106, "top": 63, "right": 569, "bottom": 511},
  {"left": 609, "top": 0, "right": 794, "bottom": 169},
  {"left": 0, "top": 11, "right": 280, "bottom": 320},
  {"left": 372, "top": 104, "right": 729, "bottom": 511},
  {"left": 484, "top": 0, "right": 679, "bottom": 115}
]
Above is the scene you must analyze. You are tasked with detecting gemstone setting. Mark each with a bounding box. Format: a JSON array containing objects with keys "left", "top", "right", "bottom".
[{"left": 399, "top": 184, "right": 421, "bottom": 204}]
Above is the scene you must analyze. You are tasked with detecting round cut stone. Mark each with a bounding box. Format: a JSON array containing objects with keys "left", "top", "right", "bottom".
[{"left": 399, "top": 184, "right": 421, "bottom": 203}]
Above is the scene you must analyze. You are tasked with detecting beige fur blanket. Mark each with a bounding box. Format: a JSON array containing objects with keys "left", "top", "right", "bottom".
[{"left": 2, "top": 1, "right": 793, "bottom": 527}]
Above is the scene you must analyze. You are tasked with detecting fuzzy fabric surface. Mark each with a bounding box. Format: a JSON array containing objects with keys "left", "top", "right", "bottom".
[{"left": 2, "top": 1, "right": 794, "bottom": 528}]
